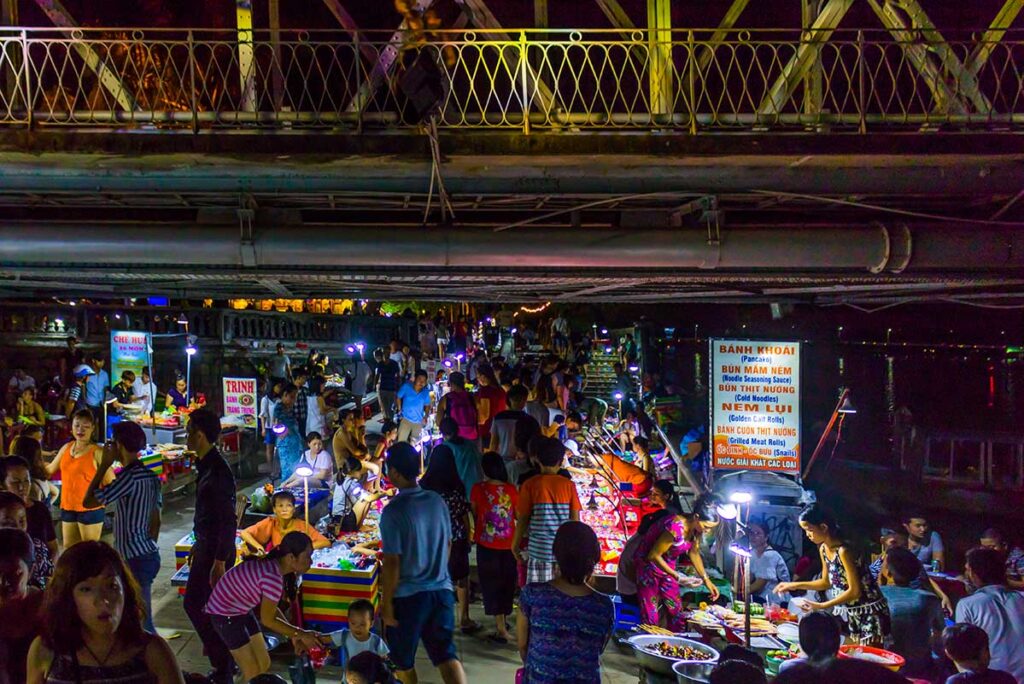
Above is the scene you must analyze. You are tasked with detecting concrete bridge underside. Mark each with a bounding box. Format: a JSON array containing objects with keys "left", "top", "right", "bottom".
[{"left": 0, "top": 130, "right": 1022, "bottom": 304}]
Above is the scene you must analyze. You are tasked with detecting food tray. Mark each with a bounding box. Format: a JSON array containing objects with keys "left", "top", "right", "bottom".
[{"left": 626, "top": 635, "right": 719, "bottom": 676}]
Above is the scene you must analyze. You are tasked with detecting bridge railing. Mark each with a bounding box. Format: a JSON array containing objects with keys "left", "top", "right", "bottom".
[
  {"left": 0, "top": 28, "right": 1021, "bottom": 132},
  {"left": 898, "top": 429, "right": 1024, "bottom": 491}
]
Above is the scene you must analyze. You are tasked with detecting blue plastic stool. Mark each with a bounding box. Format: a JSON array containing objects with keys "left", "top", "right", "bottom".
[{"left": 612, "top": 594, "right": 642, "bottom": 631}]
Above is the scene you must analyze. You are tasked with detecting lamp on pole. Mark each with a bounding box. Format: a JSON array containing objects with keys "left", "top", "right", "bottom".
[
  {"left": 718, "top": 499, "right": 755, "bottom": 648},
  {"left": 294, "top": 464, "right": 314, "bottom": 529},
  {"left": 271, "top": 423, "right": 287, "bottom": 483},
  {"left": 185, "top": 335, "right": 198, "bottom": 405},
  {"left": 729, "top": 534, "right": 754, "bottom": 648}
]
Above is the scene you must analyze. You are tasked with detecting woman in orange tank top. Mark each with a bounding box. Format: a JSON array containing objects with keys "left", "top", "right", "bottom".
[{"left": 44, "top": 408, "right": 113, "bottom": 547}]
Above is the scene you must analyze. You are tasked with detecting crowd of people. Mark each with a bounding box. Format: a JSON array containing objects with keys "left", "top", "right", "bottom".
[{"left": 1, "top": 309, "right": 1022, "bottom": 684}]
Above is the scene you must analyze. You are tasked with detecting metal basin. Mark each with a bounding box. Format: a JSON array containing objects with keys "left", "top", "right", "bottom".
[
  {"left": 673, "top": 661, "right": 717, "bottom": 684},
  {"left": 626, "top": 635, "right": 719, "bottom": 677}
]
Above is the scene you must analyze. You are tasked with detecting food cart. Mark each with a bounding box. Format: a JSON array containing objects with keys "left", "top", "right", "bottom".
[{"left": 299, "top": 501, "right": 386, "bottom": 631}]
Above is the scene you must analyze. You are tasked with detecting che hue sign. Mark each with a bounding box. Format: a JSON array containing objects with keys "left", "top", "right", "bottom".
[
  {"left": 110, "top": 331, "right": 152, "bottom": 383},
  {"left": 223, "top": 377, "right": 258, "bottom": 428},
  {"left": 710, "top": 339, "right": 801, "bottom": 473}
]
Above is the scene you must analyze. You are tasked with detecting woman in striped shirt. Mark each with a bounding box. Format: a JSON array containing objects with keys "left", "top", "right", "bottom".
[{"left": 204, "top": 531, "right": 324, "bottom": 681}]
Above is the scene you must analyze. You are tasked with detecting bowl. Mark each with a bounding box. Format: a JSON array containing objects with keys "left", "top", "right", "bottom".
[
  {"left": 838, "top": 645, "right": 906, "bottom": 672},
  {"left": 626, "top": 635, "right": 719, "bottom": 676},
  {"left": 673, "top": 660, "right": 716, "bottom": 684}
]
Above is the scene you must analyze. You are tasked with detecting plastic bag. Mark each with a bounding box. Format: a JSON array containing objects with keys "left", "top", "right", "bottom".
[{"left": 288, "top": 654, "right": 316, "bottom": 684}]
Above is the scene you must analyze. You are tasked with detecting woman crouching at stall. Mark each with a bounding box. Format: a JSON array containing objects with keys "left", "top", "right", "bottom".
[
  {"left": 633, "top": 495, "right": 721, "bottom": 631},
  {"left": 26, "top": 540, "right": 183, "bottom": 684},
  {"left": 204, "top": 531, "right": 324, "bottom": 681},
  {"left": 239, "top": 490, "right": 332, "bottom": 556},
  {"left": 775, "top": 504, "right": 891, "bottom": 647}
]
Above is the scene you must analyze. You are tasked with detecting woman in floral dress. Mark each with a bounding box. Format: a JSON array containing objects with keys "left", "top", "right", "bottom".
[
  {"left": 777, "top": 504, "right": 891, "bottom": 646},
  {"left": 632, "top": 495, "right": 721, "bottom": 631},
  {"left": 272, "top": 384, "right": 303, "bottom": 481},
  {"left": 470, "top": 451, "right": 519, "bottom": 642}
]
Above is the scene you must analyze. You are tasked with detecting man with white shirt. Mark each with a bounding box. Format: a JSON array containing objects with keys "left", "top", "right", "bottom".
[
  {"left": 132, "top": 366, "right": 157, "bottom": 416},
  {"left": 956, "top": 546, "right": 1024, "bottom": 683}
]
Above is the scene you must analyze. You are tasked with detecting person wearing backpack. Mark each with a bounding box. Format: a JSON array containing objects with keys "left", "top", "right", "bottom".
[{"left": 323, "top": 599, "right": 390, "bottom": 683}]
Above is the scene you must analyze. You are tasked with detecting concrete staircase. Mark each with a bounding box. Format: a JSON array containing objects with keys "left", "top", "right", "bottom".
[{"left": 584, "top": 341, "right": 640, "bottom": 403}]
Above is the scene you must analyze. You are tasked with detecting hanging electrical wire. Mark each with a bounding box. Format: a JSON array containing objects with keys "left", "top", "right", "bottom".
[
  {"left": 752, "top": 190, "right": 1024, "bottom": 226},
  {"left": 423, "top": 114, "right": 455, "bottom": 224},
  {"left": 825, "top": 296, "right": 1024, "bottom": 312}
]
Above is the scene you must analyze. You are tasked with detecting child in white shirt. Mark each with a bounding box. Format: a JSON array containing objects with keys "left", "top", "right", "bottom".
[{"left": 325, "top": 599, "right": 390, "bottom": 681}]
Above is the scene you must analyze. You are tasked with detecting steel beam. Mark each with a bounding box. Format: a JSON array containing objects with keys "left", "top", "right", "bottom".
[
  {"left": 320, "top": 0, "right": 380, "bottom": 63},
  {"left": 457, "top": 0, "right": 556, "bottom": 112},
  {"left": 883, "top": 0, "right": 990, "bottom": 112},
  {"left": 1, "top": 0, "right": 19, "bottom": 112},
  {"left": 346, "top": 0, "right": 436, "bottom": 114},
  {"left": 553, "top": 280, "right": 645, "bottom": 300},
  {"left": 866, "top": 0, "right": 972, "bottom": 115},
  {"left": 269, "top": 0, "right": 283, "bottom": 112},
  {"left": 801, "top": 0, "right": 823, "bottom": 116},
  {"left": 534, "top": 0, "right": 548, "bottom": 28},
  {"left": 30, "top": 0, "right": 137, "bottom": 112},
  {"left": 647, "top": 0, "right": 673, "bottom": 117},
  {"left": 695, "top": 0, "right": 752, "bottom": 73},
  {"left": 757, "top": 0, "right": 854, "bottom": 118},
  {"left": 258, "top": 278, "right": 293, "bottom": 296},
  {"left": 965, "top": 0, "right": 1024, "bottom": 76},
  {"left": 236, "top": 0, "right": 256, "bottom": 113},
  {"left": 594, "top": 0, "right": 636, "bottom": 29}
]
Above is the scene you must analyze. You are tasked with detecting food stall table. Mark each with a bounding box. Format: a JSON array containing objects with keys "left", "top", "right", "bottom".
[
  {"left": 171, "top": 531, "right": 247, "bottom": 592},
  {"left": 301, "top": 549, "right": 380, "bottom": 631},
  {"left": 572, "top": 470, "right": 636, "bottom": 577},
  {"left": 300, "top": 497, "right": 388, "bottom": 629}
]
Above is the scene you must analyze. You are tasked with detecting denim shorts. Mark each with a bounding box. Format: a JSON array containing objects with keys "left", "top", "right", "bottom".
[
  {"left": 386, "top": 589, "right": 458, "bottom": 670},
  {"left": 210, "top": 611, "right": 262, "bottom": 651},
  {"left": 60, "top": 508, "right": 105, "bottom": 525}
]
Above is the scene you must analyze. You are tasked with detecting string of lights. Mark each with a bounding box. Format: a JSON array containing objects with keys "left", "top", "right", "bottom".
[{"left": 516, "top": 302, "right": 551, "bottom": 315}]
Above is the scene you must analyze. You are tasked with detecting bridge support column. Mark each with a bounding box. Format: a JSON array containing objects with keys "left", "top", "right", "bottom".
[
  {"left": 1, "top": 0, "right": 18, "bottom": 114},
  {"left": 647, "top": 0, "right": 673, "bottom": 120},
  {"left": 802, "top": 0, "right": 823, "bottom": 118},
  {"left": 236, "top": 0, "right": 257, "bottom": 113}
]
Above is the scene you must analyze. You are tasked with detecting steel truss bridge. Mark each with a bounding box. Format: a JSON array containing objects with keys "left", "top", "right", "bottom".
[
  {"left": 0, "top": 25, "right": 1023, "bottom": 132},
  {"left": 0, "top": 0, "right": 1023, "bottom": 304}
]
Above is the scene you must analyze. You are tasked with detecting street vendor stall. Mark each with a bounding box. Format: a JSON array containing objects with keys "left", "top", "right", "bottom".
[
  {"left": 171, "top": 498, "right": 386, "bottom": 631},
  {"left": 300, "top": 499, "right": 386, "bottom": 631},
  {"left": 571, "top": 469, "right": 636, "bottom": 577}
]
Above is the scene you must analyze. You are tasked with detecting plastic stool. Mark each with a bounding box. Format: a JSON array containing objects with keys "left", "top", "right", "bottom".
[{"left": 612, "top": 594, "right": 642, "bottom": 631}]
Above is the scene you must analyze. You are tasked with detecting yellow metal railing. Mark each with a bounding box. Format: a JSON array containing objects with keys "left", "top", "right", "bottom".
[{"left": 0, "top": 28, "right": 1021, "bottom": 132}]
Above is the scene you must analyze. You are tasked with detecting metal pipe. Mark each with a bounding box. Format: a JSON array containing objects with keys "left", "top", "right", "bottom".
[{"left": 0, "top": 222, "right": 1021, "bottom": 272}]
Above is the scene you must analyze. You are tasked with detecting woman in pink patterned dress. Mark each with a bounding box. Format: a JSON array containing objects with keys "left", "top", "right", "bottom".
[{"left": 632, "top": 495, "right": 721, "bottom": 630}]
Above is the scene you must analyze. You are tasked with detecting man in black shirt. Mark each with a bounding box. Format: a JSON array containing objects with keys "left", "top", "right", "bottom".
[
  {"left": 109, "top": 370, "right": 136, "bottom": 417},
  {"left": 182, "top": 408, "right": 238, "bottom": 684},
  {"left": 374, "top": 347, "right": 401, "bottom": 422},
  {"left": 59, "top": 335, "right": 84, "bottom": 385}
]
